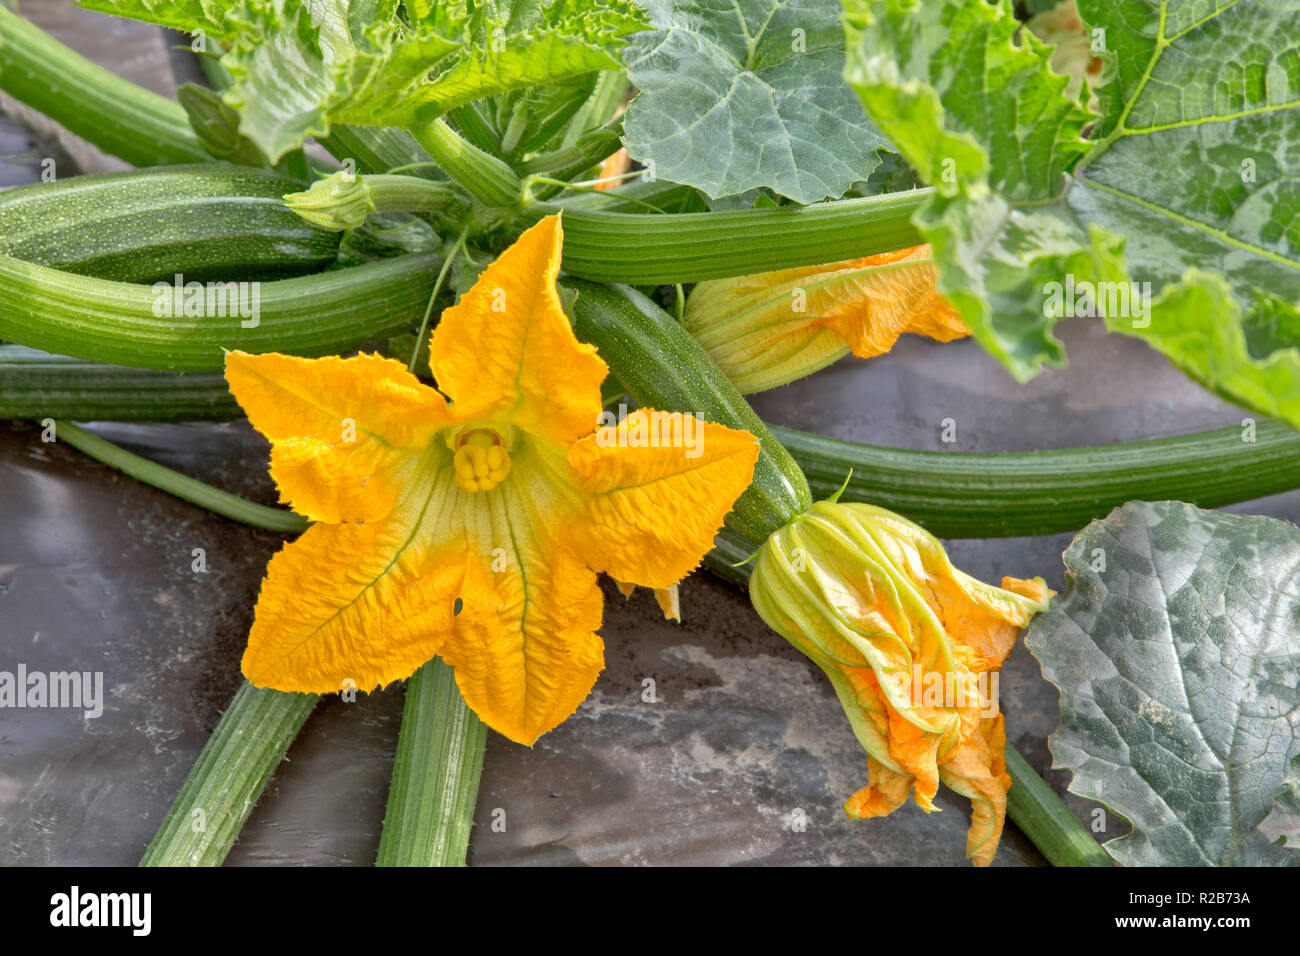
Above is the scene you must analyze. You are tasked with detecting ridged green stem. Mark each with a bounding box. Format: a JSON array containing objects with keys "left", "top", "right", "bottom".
[
  {"left": 778, "top": 421, "right": 1300, "bottom": 538},
  {"left": 0, "top": 6, "right": 207, "bottom": 166},
  {"left": 520, "top": 120, "right": 622, "bottom": 179},
  {"left": 51, "top": 424, "right": 319, "bottom": 868},
  {"left": 140, "top": 681, "right": 318, "bottom": 866},
  {"left": 560, "top": 70, "right": 628, "bottom": 149},
  {"left": 1004, "top": 747, "right": 1114, "bottom": 867},
  {"left": 365, "top": 174, "right": 465, "bottom": 214},
  {"left": 706, "top": 525, "right": 1112, "bottom": 867},
  {"left": 0, "top": 251, "right": 439, "bottom": 370},
  {"left": 412, "top": 118, "right": 523, "bottom": 207},
  {"left": 376, "top": 659, "right": 488, "bottom": 867},
  {"left": 542, "top": 189, "right": 930, "bottom": 283},
  {"left": 53, "top": 421, "right": 307, "bottom": 533}
]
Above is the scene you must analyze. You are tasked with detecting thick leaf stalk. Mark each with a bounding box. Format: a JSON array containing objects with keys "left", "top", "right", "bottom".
[
  {"left": 413, "top": 118, "right": 523, "bottom": 207},
  {"left": 141, "top": 681, "right": 317, "bottom": 866},
  {"left": 376, "top": 659, "right": 488, "bottom": 867}
]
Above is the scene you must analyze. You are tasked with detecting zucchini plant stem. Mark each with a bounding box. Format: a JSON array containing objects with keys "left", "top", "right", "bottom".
[
  {"left": 140, "top": 681, "right": 317, "bottom": 866},
  {"left": 409, "top": 227, "right": 469, "bottom": 373},
  {"left": 0, "top": 5, "right": 208, "bottom": 166},
  {"left": 51, "top": 422, "right": 313, "bottom": 866},
  {"left": 53, "top": 421, "right": 306, "bottom": 533},
  {"left": 375, "top": 659, "right": 487, "bottom": 866},
  {"left": 412, "top": 117, "right": 523, "bottom": 207}
]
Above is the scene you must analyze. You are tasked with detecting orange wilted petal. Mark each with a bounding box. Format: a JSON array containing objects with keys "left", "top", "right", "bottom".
[{"left": 684, "top": 245, "right": 968, "bottom": 393}]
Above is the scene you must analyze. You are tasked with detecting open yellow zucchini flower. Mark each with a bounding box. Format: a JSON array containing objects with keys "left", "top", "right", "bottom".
[
  {"left": 224, "top": 216, "right": 758, "bottom": 745},
  {"left": 749, "top": 501, "right": 1051, "bottom": 865},
  {"left": 684, "top": 245, "right": 969, "bottom": 394}
]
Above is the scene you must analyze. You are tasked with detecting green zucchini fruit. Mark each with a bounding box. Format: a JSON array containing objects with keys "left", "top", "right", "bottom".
[
  {"left": 0, "top": 345, "right": 238, "bottom": 421},
  {"left": 0, "top": 251, "right": 440, "bottom": 371},
  {"left": 563, "top": 278, "right": 812, "bottom": 544},
  {"left": 0, "top": 165, "right": 341, "bottom": 283},
  {"left": 778, "top": 422, "right": 1300, "bottom": 538}
]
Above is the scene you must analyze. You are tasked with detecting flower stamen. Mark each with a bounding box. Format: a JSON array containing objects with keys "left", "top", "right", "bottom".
[{"left": 453, "top": 428, "right": 511, "bottom": 492}]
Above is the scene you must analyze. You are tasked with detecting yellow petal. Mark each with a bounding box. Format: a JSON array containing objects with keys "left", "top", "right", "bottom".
[
  {"left": 609, "top": 581, "right": 683, "bottom": 621},
  {"left": 436, "top": 472, "right": 605, "bottom": 746},
  {"left": 655, "top": 584, "right": 681, "bottom": 623},
  {"left": 224, "top": 351, "right": 451, "bottom": 523},
  {"left": 563, "top": 409, "right": 758, "bottom": 589},
  {"left": 749, "top": 500, "right": 1051, "bottom": 865},
  {"left": 428, "top": 215, "right": 609, "bottom": 444},
  {"left": 844, "top": 758, "right": 914, "bottom": 819},
  {"left": 241, "top": 450, "right": 460, "bottom": 693}
]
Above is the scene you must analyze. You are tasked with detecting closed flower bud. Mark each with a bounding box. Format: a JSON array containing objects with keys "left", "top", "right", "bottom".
[
  {"left": 283, "top": 170, "right": 375, "bottom": 231},
  {"left": 749, "top": 499, "right": 1051, "bottom": 865}
]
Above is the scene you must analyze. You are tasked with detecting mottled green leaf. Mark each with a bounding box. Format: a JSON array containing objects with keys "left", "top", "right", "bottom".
[
  {"left": 623, "top": 0, "right": 886, "bottom": 204},
  {"left": 1025, "top": 501, "right": 1300, "bottom": 867}
]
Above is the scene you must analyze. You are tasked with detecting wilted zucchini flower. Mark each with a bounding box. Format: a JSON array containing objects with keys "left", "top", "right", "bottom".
[
  {"left": 684, "top": 245, "right": 969, "bottom": 393},
  {"left": 749, "top": 500, "right": 1051, "bottom": 866}
]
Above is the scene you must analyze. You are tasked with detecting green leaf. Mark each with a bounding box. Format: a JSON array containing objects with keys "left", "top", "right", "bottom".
[
  {"left": 623, "top": 0, "right": 887, "bottom": 204},
  {"left": 1024, "top": 500, "right": 1300, "bottom": 867},
  {"left": 1259, "top": 755, "right": 1300, "bottom": 852},
  {"left": 842, "top": 0, "right": 1300, "bottom": 428},
  {"left": 79, "top": 0, "right": 236, "bottom": 38},
  {"left": 86, "top": 0, "right": 644, "bottom": 162}
]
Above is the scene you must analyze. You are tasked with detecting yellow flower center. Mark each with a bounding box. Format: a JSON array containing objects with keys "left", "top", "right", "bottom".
[{"left": 452, "top": 427, "right": 512, "bottom": 493}]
